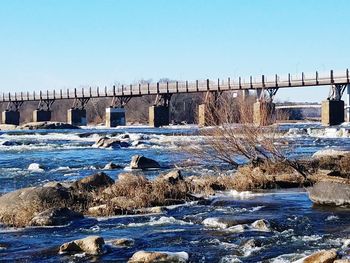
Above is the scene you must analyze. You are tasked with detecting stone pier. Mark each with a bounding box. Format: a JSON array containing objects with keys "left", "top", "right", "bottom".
[
  {"left": 67, "top": 109, "right": 87, "bottom": 126},
  {"left": 198, "top": 104, "right": 207, "bottom": 126},
  {"left": 321, "top": 100, "right": 344, "bottom": 126},
  {"left": 105, "top": 107, "right": 126, "bottom": 127},
  {"left": 33, "top": 110, "right": 51, "bottom": 122},
  {"left": 149, "top": 106, "right": 169, "bottom": 127},
  {"left": 2, "top": 110, "right": 20, "bottom": 125},
  {"left": 253, "top": 101, "right": 276, "bottom": 126}
]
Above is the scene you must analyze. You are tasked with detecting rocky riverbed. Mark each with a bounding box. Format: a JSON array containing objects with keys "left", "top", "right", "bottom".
[{"left": 2, "top": 124, "right": 350, "bottom": 262}]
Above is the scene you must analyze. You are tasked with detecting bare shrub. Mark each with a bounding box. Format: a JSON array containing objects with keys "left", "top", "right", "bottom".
[{"left": 190, "top": 94, "right": 308, "bottom": 178}]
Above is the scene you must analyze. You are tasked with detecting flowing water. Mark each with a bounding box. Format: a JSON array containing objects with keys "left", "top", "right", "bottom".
[{"left": 1, "top": 124, "right": 350, "bottom": 262}]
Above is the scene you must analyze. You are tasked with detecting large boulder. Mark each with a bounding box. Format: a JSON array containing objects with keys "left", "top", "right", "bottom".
[
  {"left": 130, "top": 155, "right": 160, "bottom": 170},
  {"left": 128, "top": 250, "right": 189, "bottom": 263},
  {"left": 29, "top": 207, "right": 83, "bottom": 226},
  {"left": 300, "top": 249, "right": 338, "bottom": 263},
  {"left": 159, "top": 170, "right": 183, "bottom": 184},
  {"left": 0, "top": 185, "right": 73, "bottom": 227},
  {"left": 93, "top": 136, "right": 130, "bottom": 148},
  {"left": 59, "top": 236, "right": 105, "bottom": 255},
  {"left": 71, "top": 172, "right": 114, "bottom": 191},
  {"left": 308, "top": 181, "right": 350, "bottom": 206}
]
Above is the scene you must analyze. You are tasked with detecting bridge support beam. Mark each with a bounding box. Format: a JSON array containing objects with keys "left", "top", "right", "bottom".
[
  {"left": 253, "top": 101, "right": 276, "bottom": 126},
  {"left": 2, "top": 110, "right": 20, "bottom": 125},
  {"left": 321, "top": 100, "right": 344, "bottom": 126},
  {"left": 106, "top": 107, "right": 126, "bottom": 127},
  {"left": 33, "top": 110, "right": 51, "bottom": 122}
]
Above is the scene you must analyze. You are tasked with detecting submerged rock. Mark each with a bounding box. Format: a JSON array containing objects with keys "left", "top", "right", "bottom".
[
  {"left": 251, "top": 219, "right": 270, "bottom": 231},
  {"left": 93, "top": 136, "right": 130, "bottom": 148},
  {"left": 71, "top": 172, "right": 114, "bottom": 191},
  {"left": 20, "top": 122, "right": 79, "bottom": 130},
  {"left": 29, "top": 207, "right": 83, "bottom": 226},
  {"left": 300, "top": 249, "right": 338, "bottom": 263},
  {"left": 59, "top": 236, "right": 105, "bottom": 255},
  {"left": 308, "top": 181, "right": 350, "bottom": 206},
  {"left": 103, "top": 162, "right": 123, "bottom": 170},
  {"left": 110, "top": 238, "right": 134, "bottom": 247},
  {"left": 130, "top": 155, "right": 160, "bottom": 170},
  {"left": 128, "top": 250, "right": 188, "bottom": 263}
]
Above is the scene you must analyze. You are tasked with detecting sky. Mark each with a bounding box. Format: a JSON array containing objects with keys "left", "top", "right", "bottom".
[{"left": 0, "top": 0, "right": 349, "bottom": 102}]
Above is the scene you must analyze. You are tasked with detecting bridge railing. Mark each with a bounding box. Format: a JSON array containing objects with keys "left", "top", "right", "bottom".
[{"left": 1, "top": 69, "right": 349, "bottom": 102}]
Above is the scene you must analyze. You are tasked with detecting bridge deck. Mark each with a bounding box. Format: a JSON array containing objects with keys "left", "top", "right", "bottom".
[{"left": 1, "top": 70, "right": 349, "bottom": 102}]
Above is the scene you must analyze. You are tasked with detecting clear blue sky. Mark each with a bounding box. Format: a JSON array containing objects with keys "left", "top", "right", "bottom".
[{"left": 0, "top": 0, "right": 349, "bottom": 102}]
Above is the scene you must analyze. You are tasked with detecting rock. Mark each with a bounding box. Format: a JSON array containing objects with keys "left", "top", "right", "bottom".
[
  {"left": 308, "top": 181, "right": 350, "bottom": 206},
  {"left": 313, "top": 149, "right": 350, "bottom": 158},
  {"left": 59, "top": 236, "right": 105, "bottom": 255},
  {"left": 136, "top": 206, "right": 167, "bottom": 214},
  {"left": 130, "top": 155, "right": 160, "bottom": 170},
  {"left": 302, "top": 249, "right": 338, "bottom": 263},
  {"left": 118, "top": 134, "right": 130, "bottom": 139},
  {"left": 1, "top": 141, "right": 21, "bottom": 146},
  {"left": 0, "top": 185, "right": 73, "bottom": 227},
  {"left": 71, "top": 172, "right": 114, "bottom": 191},
  {"left": 93, "top": 136, "right": 130, "bottom": 148},
  {"left": 28, "top": 163, "right": 45, "bottom": 172},
  {"left": 128, "top": 250, "right": 189, "bottom": 263},
  {"left": 251, "top": 219, "right": 270, "bottom": 231},
  {"left": 88, "top": 204, "right": 108, "bottom": 216},
  {"left": 159, "top": 170, "right": 183, "bottom": 184},
  {"left": 20, "top": 122, "right": 79, "bottom": 130},
  {"left": 110, "top": 238, "right": 134, "bottom": 247},
  {"left": 29, "top": 207, "right": 83, "bottom": 226},
  {"left": 334, "top": 260, "right": 350, "bottom": 263},
  {"left": 43, "top": 181, "right": 71, "bottom": 188},
  {"left": 103, "top": 162, "right": 123, "bottom": 170}
]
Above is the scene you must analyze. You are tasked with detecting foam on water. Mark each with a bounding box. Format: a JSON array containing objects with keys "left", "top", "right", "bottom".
[{"left": 126, "top": 216, "right": 193, "bottom": 227}]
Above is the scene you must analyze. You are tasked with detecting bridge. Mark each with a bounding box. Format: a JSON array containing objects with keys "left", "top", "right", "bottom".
[{"left": 0, "top": 69, "right": 349, "bottom": 127}]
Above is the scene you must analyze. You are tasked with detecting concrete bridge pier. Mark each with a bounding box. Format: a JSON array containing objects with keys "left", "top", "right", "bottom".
[
  {"left": 321, "top": 84, "right": 347, "bottom": 126},
  {"left": 2, "top": 110, "right": 20, "bottom": 125},
  {"left": 198, "top": 91, "right": 222, "bottom": 127},
  {"left": 67, "top": 97, "right": 90, "bottom": 126},
  {"left": 106, "top": 107, "right": 126, "bottom": 127},
  {"left": 1, "top": 101, "right": 23, "bottom": 125},
  {"left": 149, "top": 93, "right": 172, "bottom": 127},
  {"left": 67, "top": 109, "right": 87, "bottom": 126},
  {"left": 253, "top": 87, "right": 278, "bottom": 126},
  {"left": 32, "top": 99, "right": 55, "bottom": 122},
  {"left": 33, "top": 110, "right": 51, "bottom": 122},
  {"left": 253, "top": 101, "right": 276, "bottom": 126},
  {"left": 105, "top": 96, "right": 131, "bottom": 127}
]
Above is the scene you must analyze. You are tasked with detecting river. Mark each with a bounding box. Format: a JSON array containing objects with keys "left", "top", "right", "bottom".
[{"left": 1, "top": 124, "right": 350, "bottom": 262}]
